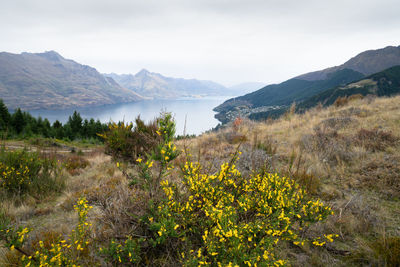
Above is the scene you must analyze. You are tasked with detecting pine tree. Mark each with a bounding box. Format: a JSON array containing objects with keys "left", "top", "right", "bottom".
[
  {"left": 12, "top": 108, "right": 25, "bottom": 134},
  {"left": 0, "top": 99, "right": 10, "bottom": 130}
]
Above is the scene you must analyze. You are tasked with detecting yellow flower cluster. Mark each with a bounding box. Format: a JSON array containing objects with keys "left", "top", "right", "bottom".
[
  {"left": 20, "top": 197, "right": 93, "bottom": 266},
  {"left": 108, "top": 121, "right": 133, "bottom": 131},
  {"left": 0, "top": 161, "right": 31, "bottom": 189},
  {"left": 99, "top": 236, "right": 141, "bottom": 264},
  {"left": 159, "top": 141, "right": 177, "bottom": 169},
  {"left": 158, "top": 153, "right": 335, "bottom": 266}
]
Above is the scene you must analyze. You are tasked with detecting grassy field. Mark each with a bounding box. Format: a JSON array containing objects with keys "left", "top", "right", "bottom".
[{"left": 1, "top": 95, "right": 400, "bottom": 266}]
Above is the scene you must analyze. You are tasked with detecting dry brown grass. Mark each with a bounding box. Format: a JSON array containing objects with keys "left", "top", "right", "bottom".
[{"left": 177, "top": 95, "right": 400, "bottom": 266}]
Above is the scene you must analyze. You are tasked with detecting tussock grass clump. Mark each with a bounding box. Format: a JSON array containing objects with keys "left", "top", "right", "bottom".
[
  {"left": 354, "top": 155, "right": 400, "bottom": 197},
  {"left": 355, "top": 128, "right": 399, "bottom": 152},
  {"left": 63, "top": 154, "right": 90, "bottom": 176},
  {"left": 301, "top": 127, "right": 353, "bottom": 165}
]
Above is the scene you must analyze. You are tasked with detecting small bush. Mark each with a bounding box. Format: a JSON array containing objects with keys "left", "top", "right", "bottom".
[
  {"left": 283, "top": 150, "right": 320, "bottom": 195},
  {"left": 226, "top": 132, "right": 248, "bottom": 144},
  {"left": 348, "top": 94, "right": 364, "bottom": 102},
  {"left": 355, "top": 155, "right": 400, "bottom": 197},
  {"left": 99, "top": 113, "right": 336, "bottom": 266},
  {"left": 63, "top": 155, "right": 90, "bottom": 175},
  {"left": 334, "top": 96, "right": 349, "bottom": 107},
  {"left": 155, "top": 153, "right": 334, "bottom": 266},
  {"left": 355, "top": 128, "right": 399, "bottom": 152},
  {"left": 301, "top": 127, "right": 353, "bottom": 165},
  {"left": 318, "top": 117, "right": 355, "bottom": 130},
  {"left": 99, "top": 116, "right": 162, "bottom": 163},
  {"left": 255, "top": 135, "right": 278, "bottom": 155},
  {"left": 0, "top": 148, "right": 62, "bottom": 198}
]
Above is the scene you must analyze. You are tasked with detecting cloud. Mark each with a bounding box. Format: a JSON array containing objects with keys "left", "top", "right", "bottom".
[{"left": 1, "top": 0, "right": 400, "bottom": 85}]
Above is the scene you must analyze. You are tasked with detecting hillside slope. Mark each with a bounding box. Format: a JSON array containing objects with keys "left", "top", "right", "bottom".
[
  {"left": 214, "top": 45, "right": 400, "bottom": 123},
  {"left": 298, "top": 45, "right": 400, "bottom": 81},
  {"left": 106, "top": 69, "right": 229, "bottom": 99},
  {"left": 0, "top": 51, "right": 142, "bottom": 110}
]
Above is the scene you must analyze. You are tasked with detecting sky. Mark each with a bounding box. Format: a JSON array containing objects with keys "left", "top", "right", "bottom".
[{"left": 1, "top": 0, "right": 400, "bottom": 86}]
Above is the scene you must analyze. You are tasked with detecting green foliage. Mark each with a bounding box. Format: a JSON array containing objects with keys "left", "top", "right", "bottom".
[
  {"left": 0, "top": 100, "right": 108, "bottom": 141},
  {"left": 0, "top": 99, "right": 11, "bottom": 131},
  {"left": 100, "top": 116, "right": 162, "bottom": 163},
  {"left": 12, "top": 108, "right": 25, "bottom": 134},
  {"left": 100, "top": 237, "right": 141, "bottom": 265},
  {"left": 155, "top": 154, "right": 335, "bottom": 266},
  {"left": 106, "top": 112, "right": 335, "bottom": 266},
  {"left": 0, "top": 148, "right": 62, "bottom": 198}
]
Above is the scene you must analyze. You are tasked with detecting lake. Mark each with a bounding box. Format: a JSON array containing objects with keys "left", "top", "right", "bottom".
[{"left": 28, "top": 96, "right": 231, "bottom": 136}]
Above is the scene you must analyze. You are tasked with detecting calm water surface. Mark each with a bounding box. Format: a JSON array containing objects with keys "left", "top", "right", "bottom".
[{"left": 29, "top": 97, "right": 230, "bottom": 135}]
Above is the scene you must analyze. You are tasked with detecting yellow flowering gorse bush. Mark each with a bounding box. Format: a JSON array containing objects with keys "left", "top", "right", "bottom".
[
  {"left": 155, "top": 151, "right": 335, "bottom": 266},
  {"left": 102, "top": 112, "right": 336, "bottom": 266},
  {"left": 0, "top": 148, "right": 60, "bottom": 196}
]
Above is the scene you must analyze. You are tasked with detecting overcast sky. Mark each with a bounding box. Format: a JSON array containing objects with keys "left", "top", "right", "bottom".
[{"left": 1, "top": 0, "right": 400, "bottom": 86}]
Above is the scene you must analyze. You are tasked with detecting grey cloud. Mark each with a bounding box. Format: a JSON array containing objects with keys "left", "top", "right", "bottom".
[{"left": 1, "top": 0, "right": 400, "bottom": 85}]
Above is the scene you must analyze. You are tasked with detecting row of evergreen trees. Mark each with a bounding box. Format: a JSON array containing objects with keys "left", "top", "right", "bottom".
[{"left": 0, "top": 99, "right": 108, "bottom": 141}]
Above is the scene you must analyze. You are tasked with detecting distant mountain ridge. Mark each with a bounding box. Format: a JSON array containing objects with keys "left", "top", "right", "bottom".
[
  {"left": 0, "top": 51, "right": 142, "bottom": 110},
  {"left": 106, "top": 70, "right": 238, "bottom": 99},
  {"left": 214, "top": 45, "right": 400, "bottom": 123},
  {"left": 297, "top": 45, "right": 400, "bottom": 81}
]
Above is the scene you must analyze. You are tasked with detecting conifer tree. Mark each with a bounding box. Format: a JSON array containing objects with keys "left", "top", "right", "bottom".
[
  {"left": 12, "top": 108, "right": 25, "bottom": 134},
  {"left": 0, "top": 99, "right": 10, "bottom": 130}
]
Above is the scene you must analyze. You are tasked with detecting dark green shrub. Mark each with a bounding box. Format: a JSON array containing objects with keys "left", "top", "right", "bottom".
[{"left": 99, "top": 116, "right": 162, "bottom": 163}]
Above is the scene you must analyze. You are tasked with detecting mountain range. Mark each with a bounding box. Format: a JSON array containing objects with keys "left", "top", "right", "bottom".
[
  {"left": 105, "top": 70, "right": 244, "bottom": 99},
  {"left": 0, "top": 50, "right": 259, "bottom": 110},
  {"left": 214, "top": 45, "right": 400, "bottom": 123},
  {"left": 0, "top": 51, "right": 142, "bottom": 110},
  {"left": 1, "top": 45, "right": 400, "bottom": 115}
]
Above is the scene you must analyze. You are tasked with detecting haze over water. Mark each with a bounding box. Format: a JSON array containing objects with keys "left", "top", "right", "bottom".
[{"left": 29, "top": 97, "right": 230, "bottom": 136}]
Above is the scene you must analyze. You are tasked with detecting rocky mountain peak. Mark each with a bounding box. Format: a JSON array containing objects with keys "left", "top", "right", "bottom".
[
  {"left": 36, "top": 50, "right": 64, "bottom": 61},
  {"left": 136, "top": 69, "right": 150, "bottom": 76}
]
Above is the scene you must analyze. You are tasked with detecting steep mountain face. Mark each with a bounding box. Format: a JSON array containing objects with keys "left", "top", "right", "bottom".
[
  {"left": 297, "top": 45, "right": 400, "bottom": 81},
  {"left": 214, "top": 45, "right": 400, "bottom": 123},
  {"left": 106, "top": 70, "right": 229, "bottom": 99},
  {"left": 0, "top": 51, "right": 142, "bottom": 110}
]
